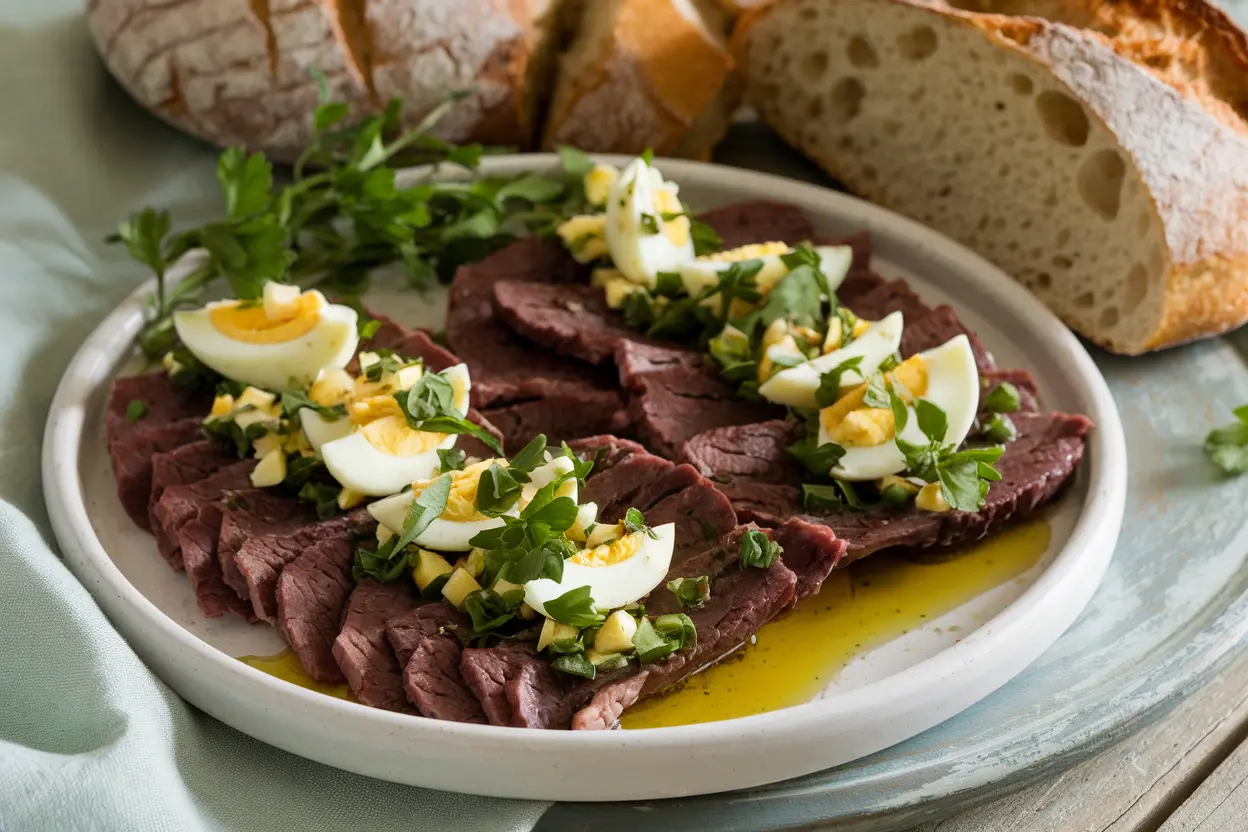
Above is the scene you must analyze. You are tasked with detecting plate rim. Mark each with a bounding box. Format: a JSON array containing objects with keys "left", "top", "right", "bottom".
[{"left": 42, "top": 153, "right": 1127, "bottom": 801}]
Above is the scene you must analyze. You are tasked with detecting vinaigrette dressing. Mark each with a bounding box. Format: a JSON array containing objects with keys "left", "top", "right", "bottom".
[
  {"left": 236, "top": 519, "right": 1050, "bottom": 726},
  {"left": 620, "top": 518, "right": 1051, "bottom": 729},
  {"left": 237, "top": 650, "right": 353, "bottom": 700}
]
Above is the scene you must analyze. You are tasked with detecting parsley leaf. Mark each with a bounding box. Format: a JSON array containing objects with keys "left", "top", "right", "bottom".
[
  {"left": 462, "top": 588, "right": 525, "bottom": 635},
  {"left": 1205, "top": 405, "right": 1248, "bottom": 475},
  {"left": 395, "top": 369, "right": 503, "bottom": 455},
  {"left": 507, "top": 434, "right": 548, "bottom": 475},
  {"left": 786, "top": 435, "right": 846, "bottom": 476},
  {"left": 622, "top": 507, "right": 658, "bottom": 540},
  {"left": 125, "top": 399, "right": 147, "bottom": 423},
  {"left": 551, "top": 652, "right": 597, "bottom": 679},
  {"left": 981, "top": 413, "right": 1017, "bottom": 443},
  {"left": 633, "top": 613, "right": 696, "bottom": 663},
  {"left": 983, "top": 381, "right": 1022, "bottom": 413},
  {"left": 437, "top": 447, "right": 466, "bottom": 472},
  {"left": 353, "top": 473, "right": 452, "bottom": 582},
  {"left": 544, "top": 586, "right": 605, "bottom": 628},
  {"left": 739, "top": 528, "right": 783, "bottom": 569},
  {"left": 475, "top": 463, "right": 524, "bottom": 517},
  {"left": 667, "top": 576, "right": 710, "bottom": 609},
  {"left": 281, "top": 389, "right": 345, "bottom": 421},
  {"left": 814, "top": 355, "right": 864, "bottom": 408},
  {"left": 639, "top": 213, "right": 661, "bottom": 234},
  {"left": 802, "top": 483, "right": 845, "bottom": 512}
]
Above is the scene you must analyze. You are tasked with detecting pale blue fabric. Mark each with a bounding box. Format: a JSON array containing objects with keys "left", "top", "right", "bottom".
[{"left": 0, "top": 4, "right": 548, "bottom": 829}]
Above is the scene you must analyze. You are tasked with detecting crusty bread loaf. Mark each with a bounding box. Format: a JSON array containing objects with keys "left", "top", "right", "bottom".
[
  {"left": 87, "top": 0, "right": 568, "bottom": 162},
  {"left": 541, "top": 0, "right": 740, "bottom": 158},
  {"left": 734, "top": 0, "right": 1248, "bottom": 353}
]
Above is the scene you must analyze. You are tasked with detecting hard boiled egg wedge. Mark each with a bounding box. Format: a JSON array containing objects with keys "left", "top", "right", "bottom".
[
  {"left": 759, "top": 311, "right": 905, "bottom": 408},
  {"left": 604, "top": 159, "right": 694, "bottom": 288},
  {"left": 173, "top": 282, "right": 358, "bottom": 391},
  {"left": 368, "top": 458, "right": 513, "bottom": 552},
  {"left": 524, "top": 523, "right": 676, "bottom": 617},
  {"left": 819, "top": 335, "right": 980, "bottom": 482},
  {"left": 318, "top": 364, "right": 472, "bottom": 497}
]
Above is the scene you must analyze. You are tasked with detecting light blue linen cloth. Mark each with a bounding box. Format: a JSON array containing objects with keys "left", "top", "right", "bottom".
[{"left": 0, "top": 3, "right": 548, "bottom": 829}]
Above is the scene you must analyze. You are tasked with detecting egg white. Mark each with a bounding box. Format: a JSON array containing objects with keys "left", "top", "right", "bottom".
[
  {"left": 173, "top": 300, "right": 358, "bottom": 391},
  {"left": 368, "top": 487, "right": 511, "bottom": 553},
  {"left": 524, "top": 523, "right": 676, "bottom": 617},
  {"left": 313, "top": 363, "right": 474, "bottom": 496},
  {"left": 677, "top": 245, "right": 855, "bottom": 301},
  {"left": 604, "top": 160, "right": 694, "bottom": 288},
  {"left": 822, "top": 335, "right": 980, "bottom": 482},
  {"left": 759, "top": 311, "right": 905, "bottom": 408}
]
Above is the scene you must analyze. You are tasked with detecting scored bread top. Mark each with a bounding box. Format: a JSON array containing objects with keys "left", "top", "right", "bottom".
[
  {"left": 733, "top": 0, "right": 1248, "bottom": 353},
  {"left": 542, "top": 0, "right": 737, "bottom": 155}
]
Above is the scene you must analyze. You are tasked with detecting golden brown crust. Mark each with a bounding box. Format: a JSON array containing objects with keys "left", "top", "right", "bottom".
[
  {"left": 734, "top": 0, "right": 1248, "bottom": 353},
  {"left": 543, "top": 0, "right": 735, "bottom": 155}
]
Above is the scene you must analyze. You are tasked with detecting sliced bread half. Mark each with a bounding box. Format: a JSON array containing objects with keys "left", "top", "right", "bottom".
[
  {"left": 734, "top": 0, "right": 1248, "bottom": 353},
  {"left": 542, "top": 0, "right": 739, "bottom": 158}
]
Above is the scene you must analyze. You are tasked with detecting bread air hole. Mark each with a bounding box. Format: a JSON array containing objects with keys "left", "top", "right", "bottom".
[
  {"left": 1056, "top": 229, "right": 1072, "bottom": 246},
  {"left": 1052, "top": 255, "right": 1073, "bottom": 270},
  {"left": 1125, "top": 263, "right": 1149, "bottom": 311},
  {"left": 1074, "top": 292, "right": 1096, "bottom": 308},
  {"left": 1010, "top": 73, "right": 1034, "bottom": 95},
  {"left": 1037, "top": 272, "right": 1052, "bottom": 290},
  {"left": 1077, "top": 150, "right": 1127, "bottom": 220},
  {"left": 830, "top": 77, "right": 866, "bottom": 121},
  {"left": 897, "top": 26, "right": 938, "bottom": 61},
  {"left": 1035, "top": 91, "right": 1090, "bottom": 146},
  {"left": 799, "top": 50, "right": 830, "bottom": 84},
  {"left": 1099, "top": 307, "right": 1120, "bottom": 328},
  {"left": 848, "top": 36, "right": 879, "bottom": 68}
]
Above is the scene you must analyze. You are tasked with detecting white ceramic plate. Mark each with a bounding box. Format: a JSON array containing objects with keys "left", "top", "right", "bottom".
[{"left": 42, "top": 156, "right": 1126, "bottom": 801}]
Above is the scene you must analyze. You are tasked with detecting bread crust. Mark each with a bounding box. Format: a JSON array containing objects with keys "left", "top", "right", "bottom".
[
  {"left": 88, "top": 0, "right": 552, "bottom": 162},
  {"left": 734, "top": 0, "right": 1248, "bottom": 353},
  {"left": 542, "top": 0, "right": 737, "bottom": 155}
]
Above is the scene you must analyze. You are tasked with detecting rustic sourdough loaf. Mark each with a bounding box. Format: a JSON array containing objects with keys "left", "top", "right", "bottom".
[
  {"left": 541, "top": 0, "right": 740, "bottom": 158},
  {"left": 734, "top": 0, "right": 1248, "bottom": 353},
  {"left": 87, "top": 0, "right": 572, "bottom": 162}
]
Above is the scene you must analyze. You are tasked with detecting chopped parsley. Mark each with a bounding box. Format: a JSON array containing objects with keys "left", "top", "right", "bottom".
[
  {"left": 667, "top": 576, "right": 710, "bottom": 609},
  {"left": 352, "top": 473, "right": 452, "bottom": 583},
  {"left": 633, "top": 613, "right": 696, "bottom": 664},
  {"left": 1205, "top": 404, "right": 1248, "bottom": 474},
  {"left": 124, "top": 399, "right": 147, "bottom": 423},
  {"left": 739, "top": 528, "right": 783, "bottom": 569},
  {"left": 543, "top": 586, "right": 605, "bottom": 629},
  {"left": 982, "top": 381, "right": 1022, "bottom": 413}
]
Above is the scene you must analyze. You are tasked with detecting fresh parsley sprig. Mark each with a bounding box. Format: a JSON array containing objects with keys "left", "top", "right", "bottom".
[
  {"left": 1205, "top": 404, "right": 1248, "bottom": 474},
  {"left": 394, "top": 369, "right": 503, "bottom": 454},
  {"left": 894, "top": 397, "right": 1005, "bottom": 511},
  {"left": 353, "top": 473, "right": 452, "bottom": 582},
  {"left": 739, "top": 529, "right": 783, "bottom": 569}
]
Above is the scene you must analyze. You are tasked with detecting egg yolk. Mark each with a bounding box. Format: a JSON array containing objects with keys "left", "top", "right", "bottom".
[
  {"left": 359, "top": 415, "right": 446, "bottom": 456},
  {"left": 571, "top": 531, "right": 643, "bottom": 568},
  {"left": 209, "top": 291, "right": 325, "bottom": 344},
  {"left": 819, "top": 356, "right": 930, "bottom": 447},
  {"left": 349, "top": 395, "right": 404, "bottom": 425},
  {"left": 650, "top": 188, "right": 690, "bottom": 248},
  {"left": 412, "top": 459, "right": 499, "bottom": 522}
]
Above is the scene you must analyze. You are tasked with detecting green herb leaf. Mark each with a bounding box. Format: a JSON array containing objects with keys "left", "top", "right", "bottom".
[
  {"left": 981, "top": 413, "right": 1017, "bottom": 443},
  {"left": 654, "top": 271, "right": 684, "bottom": 297},
  {"left": 476, "top": 463, "right": 524, "bottom": 517},
  {"left": 801, "top": 483, "right": 845, "bottom": 513},
  {"left": 298, "top": 481, "right": 342, "bottom": 520},
  {"left": 551, "top": 652, "right": 597, "bottom": 679},
  {"left": 739, "top": 528, "right": 783, "bottom": 569},
  {"left": 786, "top": 435, "right": 846, "bottom": 477},
  {"left": 391, "top": 474, "right": 453, "bottom": 553},
  {"left": 689, "top": 217, "right": 723, "bottom": 257},
  {"left": 437, "top": 447, "right": 466, "bottom": 472},
  {"left": 1204, "top": 405, "right": 1248, "bottom": 474},
  {"left": 633, "top": 613, "right": 696, "bottom": 664},
  {"left": 983, "top": 381, "right": 1022, "bottom": 413},
  {"left": 622, "top": 507, "right": 658, "bottom": 540},
  {"left": 667, "top": 576, "right": 710, "bottom": 609},
  {"left": 283, "top": 455, "right": 325, "bottom": 490},
  {"left": 125, "top": 399, "right": 148, "bottom": 423},
  {"left": 639, "top": 213, "right": 661, "bottom": 235},
  {"left": 915, "top": 398, "right": 949, "bottom": 444},
  {"left": 508, "top": 434, "right": 548, "bottom": 474},
  {"left": 462, "top": 588, "right": 524, "bottom": 634},
  {"left": 814, "top": 355, "right": 865, "bottom": 408},
  {"left": 282, "top": 389, "right": 345, "bottom": 421},
  {"left": 640, "top": 148, "right": 655, "bottom": 166},
  {"left": 543, "top": 586, "right": 605, "bottom": 628},
  {"left": 880, "top": 483, "right": 914, "bottom": 505}
]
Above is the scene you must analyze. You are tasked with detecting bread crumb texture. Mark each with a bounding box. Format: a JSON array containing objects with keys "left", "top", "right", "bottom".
[{"left": 736, "top": 0, "right": 1248, "bottom": 352}]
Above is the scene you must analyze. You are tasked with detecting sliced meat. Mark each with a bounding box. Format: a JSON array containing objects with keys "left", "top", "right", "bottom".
[
  {"left": 697, "top": 201, "right": 815, "bottom": 250},
  {"left": 616, "top": 341, "right": 781, "bottom": 459},
  {"left": 681, "top": 419, "right": 798, "bottom": 486},
  {"left": 566, "top": 435, "right": 649, "bottom": 474},
  {"left": 481, "top": 390, "right": 630, "bottom": 450},
  {"left": 232, "top": 506, "right": 376, "bottom": 624},
  {"left": 275, "top": 537, "right": 358, "bottom": 684},
  {"left": 386, "top": 604, "right": 486, "bottom": 723},
  {"left": 332, "top": 580, "right": 418, "bottom": 712},
  {"left": 106, "top": 372, "right": 214, "bottom": 531},
  {"left": 148, "top": 439, "right": 240, "bottom": 532},
  {"left": 900, "top": 306, "right": 995, "bottom": 372},
  {"left": 151, "top": 460, "right": 255, "bottom": 569},
  {"left": 493, "top": 281, "right": 657, "bottom": 365},
  {"left": 772, "top": 517, "right": 848, "bottom": 602},
  {"left": 178, "top": 501, "right": 258, "bottom": 622},
  {"left": 217, "top": 489, "right": 319, "bottom": 597},
  {"left": 447, "top": 237, "right": 614, "bottom": 408},
  {"left": 459, "top": 642, "right": 597, "bottom": 729}
]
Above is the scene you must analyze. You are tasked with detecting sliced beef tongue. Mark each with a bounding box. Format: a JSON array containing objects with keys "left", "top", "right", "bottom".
[
  {"left": 148, "top": 441, "right": 250, "bottom": 567},
  {"left": 333, "top": 580, "right": 418, "bottom": 712},
  {"left": 179, "top": 501, "right": 259, "bottom": 622},
  {"left": 460, "top": 642, "right": 588, "bottom": 729},
  {"left": 275, "top": 537, "right": 358, "bottom": 685},
  {"left": 151, "top": 458, "right": 256, "bottom": 569},
  {"left": 231, "top": 503, "right": 376, "bottom": 624},
  {"left": 217, "top": 489, "right": 319, "bottom": 597},
  {"left": 616, "top": 341, "right": 781, "bottom": 459},
  {"left": 447, "top": 237, "right": 614, "bottom": 408},
  {"left": 481, "top": 390, "right": 629, "bottom": 451},
  {"left": 386, "top": 604, "right": 486, "bottom": 724},
  {"left": 566, "top": 435, "right": 649, "bottom": 474},
  {"left": 492, "top": 280, "right": 659, "bottom": 365},
  {"left": 698, "top": 201, "right": 815, "bottom": 250}
]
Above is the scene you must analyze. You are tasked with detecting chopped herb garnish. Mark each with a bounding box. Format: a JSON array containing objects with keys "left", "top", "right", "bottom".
[
  {"left": 981, "top": 413, "right": 1018, "bottom": 443},
  {"left": 633, "top": 613, "right": 696, "bottom": 664},
  {"left": 654, "top": 271, "right": 684, "bottom": 297},
  {"left": 283, "top": 455, "right": 325, "bottom": 490},
  {"left": 1205, "top": 404, "right": 1248, "bottom": 474},
  {"left": 689, "top": 217, "right": 723, "bottom": 257},
  {"left": 462, "top": 588, "right": 525, "bottom": 635},
  {"left": 622, "top": 507, "right": 658, "bottom": 540},
  {"left": 983, "top": 381, "right": 1022, "bottom": 413},
  {"left": 395, "top": 368, "right": 502, "bottom": 455},
  {"left": 802, "top": 483, "right": 845, "bottom": 513},
  {"left": 814, "top": 356, "right": 865, "bottom": 408},
  {"left": 475, "top": 463, "right": 524, "bottom": 517},
  {"left": 298, "top": 481, "right": 341, "bottom": 520},
  {"left": 739, "top": 528, "right": 783, "bottom": 569},
  {"left": 436, "top": 447, "right": 466, "bottom": 472},
  {"left": 880, "top": 483, "right": 914, "bottom": 505},
  {"left": 640, "top": 148, "right": 655, "bottom": 166},
  {"left": 551, "top": 652, "right": 597, "bottom": 679},
  {"left": 895, "top": 399, "right": 1005, "bottom": 511},
  {"left": 352, "top": 473, "right": 452, "bottom": 582},
  {"left": 543, "top": 586, "right": 605, "bottom": 629},
  {"left": 667, "top": 576, "right": 710, "bottom": 609},
  {"left": 507, "top": 434, "right": 548, "bottom": 475},
  {"left": 281, "top": 389, "right": 345, "bottom": 421},
  {"left": 639, "top": 213, "right": 661, "bottom": 234},
  {"left": 125, "top": 399, "right": 147, "bottom": 423}
]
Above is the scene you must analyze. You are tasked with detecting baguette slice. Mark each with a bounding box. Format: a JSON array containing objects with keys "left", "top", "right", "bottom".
[
  {"left": 542, "top": 0, "right": 739, "bottom": 158},
  {"left": 734, "top": 0, "right": 1248, "bottom": 353},
  {"left": 88, "top": 0, "right": 567, "bottom": 162}
]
